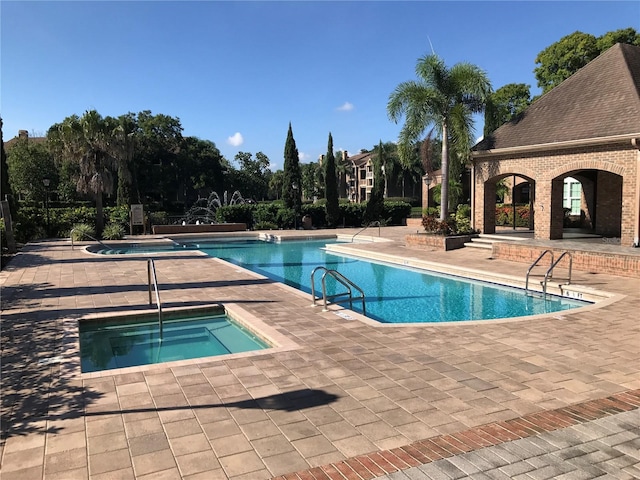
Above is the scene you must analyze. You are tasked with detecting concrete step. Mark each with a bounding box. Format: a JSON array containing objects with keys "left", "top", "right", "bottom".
[
  {"left": 469, "top": 237, "right": 495, "bottom": 244},
  {"left": 463, "top": 241, "right": 492, "bottom": 250},
  {"left": 478, "top": 233, "right": 530, "bottom": 242}
]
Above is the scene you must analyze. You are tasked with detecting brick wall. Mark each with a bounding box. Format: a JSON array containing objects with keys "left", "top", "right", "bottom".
[
  {"left": 473, "top": 143, "right": 639, "bottom": 247},
  {"left": 492, "top": 242, "right": 640, "bottom": 278}
]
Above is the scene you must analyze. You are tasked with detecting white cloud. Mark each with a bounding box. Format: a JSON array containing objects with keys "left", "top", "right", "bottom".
[
  {"left": 336, "top": 102, "right": 354, "bottom": 112},
  {"left": 298, "top": 151, "right": 311, "bottom": 162},
  {"left": 227, "top": 132, "right": 244, "bottom": 147}
]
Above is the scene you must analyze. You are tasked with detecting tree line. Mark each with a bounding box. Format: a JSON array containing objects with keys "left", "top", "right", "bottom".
[{"left": 1, "top": 27, "right": 637, "bottom": 239}]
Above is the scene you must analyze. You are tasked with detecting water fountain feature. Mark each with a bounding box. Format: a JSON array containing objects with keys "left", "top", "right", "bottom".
[
  {"left": 180, "top": 191, "right": 247, "bottom": 225},
  {"left": 151, "top": 191, "right": 249, "bottom": 234}
]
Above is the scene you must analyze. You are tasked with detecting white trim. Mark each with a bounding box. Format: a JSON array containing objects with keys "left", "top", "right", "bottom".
[{"left": 472, "top": 134, "right": 640, "bottom": 158}]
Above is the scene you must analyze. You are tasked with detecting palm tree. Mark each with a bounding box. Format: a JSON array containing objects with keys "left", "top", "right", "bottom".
[
  {"left": 48, "top": 110, "right": 126, "bottom": 235},
  {"left": 388, "top": 54, "right": 491, "bottom": 220}
]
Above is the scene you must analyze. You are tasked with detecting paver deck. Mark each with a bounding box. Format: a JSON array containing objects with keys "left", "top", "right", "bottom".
[{"left": 1, "top": 226, "right": 639, "bottom": 479}]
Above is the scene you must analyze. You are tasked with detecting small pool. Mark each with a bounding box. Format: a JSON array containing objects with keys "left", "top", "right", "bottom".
[{"left": 79, "top": 310, "right": 269, "bottom": 372}]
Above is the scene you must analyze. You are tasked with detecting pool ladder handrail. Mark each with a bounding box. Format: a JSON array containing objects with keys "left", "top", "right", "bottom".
[
  {"left": 542, "top": 251, "right": 572, "bottom": 297},
  {"left": 70, "top": 228, "right": 112, "bottom": 251},
  {"left": 525, "top": 249, "right": 554, "bottom": 294},
  {"left": 310, "top": 266, "right": 366, "bottom": 314},
  {"left": 525, "top": 249, "right": 572, "bottom": 298},
  {"left": 351, "top": 221, "right": 381, "bottom": 242},
  {"left": 147, "top": 259, "right": 164, "bottom": 340}
]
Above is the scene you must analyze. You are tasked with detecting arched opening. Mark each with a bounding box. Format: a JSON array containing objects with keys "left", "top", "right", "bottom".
[
  {"left": 551, "top": 169, "right": 623, "bottom": 241},
  {"left": 483, "top": 173, "right": 535, "bottom": 234}
]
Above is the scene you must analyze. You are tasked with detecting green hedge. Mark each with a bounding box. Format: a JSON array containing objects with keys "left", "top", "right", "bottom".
[
  {"left": 12, "top": 204, "right": 130, "bottom": 242},
  {"left": 216, "top": 204, "right": 256, "bottom": 228},
  {"left": 382, "top": 201, "right": 412, "bottom": 225}
]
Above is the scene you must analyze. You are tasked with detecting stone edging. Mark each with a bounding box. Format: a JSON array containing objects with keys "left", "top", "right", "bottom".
[{"left": 272, "top": 389, "right": 640, "bottom": 480}]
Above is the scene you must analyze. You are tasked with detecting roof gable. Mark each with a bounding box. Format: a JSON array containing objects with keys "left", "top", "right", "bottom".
[{"left": 475, "top": 43, "right": 640, "bottom": 152}]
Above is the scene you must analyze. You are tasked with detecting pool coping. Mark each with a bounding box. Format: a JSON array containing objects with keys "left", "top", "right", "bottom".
[
  {"left": 212, "top": 254, "right": 622, "bottom": 328},
  {"left": 80, "top": 233, "right": 622, "bottom": 329}
]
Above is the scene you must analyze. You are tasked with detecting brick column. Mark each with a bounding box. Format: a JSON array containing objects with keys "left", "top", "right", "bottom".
[
  {"left": 534, "top": 180, "right": 551, "bottom": 240},
  {"left": 550, "top": 177, "right": 565, "bottom": 239},
  {"left": 482, "top": 182, "right": 496, "bottom": 234}
]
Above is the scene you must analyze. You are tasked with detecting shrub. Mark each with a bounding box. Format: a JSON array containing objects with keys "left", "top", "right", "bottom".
[
  {"left": 216, "top": 204, "right": 255, "bottom": 228},
  {"left": 421, "top": 215, "right": 454, "bottom": 235},
  {"left": 13, "top": 206, "right": 49, "bottom": 242},
  {"left": 339, "top": 203, "right": 366, "bottom": 227},
  {"left": 382, "top": 201, "right": 412, "bottom": 225},
  {"left": 253, "top": 203, "right": 280, "bottom": 227},
  {"left": 453, "top": 216, "right": 473, "bottom": 234},
  {"left": 102, "top": 223, "right": 125, "bottom": 240},
  {"left": 276, "top": 208, "right": 296, "bottom": 229},
  {"left": 0, "top": 218, "right": 6, "bottom": 251},
  {"left": 149, "top": 211, "right": 169, "bottom": 225},
  {"left": 452, "top": 204, "right": 474, "bottom": 234},
  {"left": 386, "top": 197, "right": 419, "bottom": 207},
  {"left": 105, "top": 205, "right": 130, "bottom": 230},
  {"left": 456, "top": 203, "right": 471, "bottom": 219},
  {"left": 422, "top": 206, "right": 440, "bottom": 217},
  {"left": 253, "top": 221, "right": 278, "bottom": 230},
  {"left": 301, "top": 203, "right": 327, "bottom": 228},
  {"left": 70, "top": 223, "right": 96, "bottom": 241},
  {"left": 495, "top": 204, "right": 530, "bottom": 227}
]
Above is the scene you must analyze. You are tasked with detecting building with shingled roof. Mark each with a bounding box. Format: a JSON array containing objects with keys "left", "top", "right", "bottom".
[{"left": 471, "top": 43, "right": 640, "bottom": 248}]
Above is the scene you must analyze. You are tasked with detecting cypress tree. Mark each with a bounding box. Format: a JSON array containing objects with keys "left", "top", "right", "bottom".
[
  {"left": 364, "top": 141, "right": 386, "bottom": 224},
  {"left": 324, "top": 132, "right": 340, "bottom": 227},
  {"left": 0, "top": 118, "right": 16, "bottom": 216},
  {"left": 282, "top": 123, "right": 301, "bottom": 213}
]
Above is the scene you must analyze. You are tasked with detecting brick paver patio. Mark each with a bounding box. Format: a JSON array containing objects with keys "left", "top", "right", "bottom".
[{"left": 1, "top": 227, "right": 638, "bottom": 479}]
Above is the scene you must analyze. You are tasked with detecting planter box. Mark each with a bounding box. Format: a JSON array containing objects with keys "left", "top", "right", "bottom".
[
  {"left": 405, "top": 233, "right": 473, "bottom": 251},
  {"left": 152, "top": 223, "right": 247, "bottom": 234}
]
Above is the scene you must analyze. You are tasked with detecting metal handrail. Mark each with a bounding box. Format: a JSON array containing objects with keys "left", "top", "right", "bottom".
[
  {"left": 147, "top": 259, "right": 163, "bottom": 340},
  {"left": 542, "top": 251, "right": 573, "bottom": 297},
  {"left": 70, "top": 228, "right": 112, "bottom": 251},
  {"left": 310, "top": 266, "right": 366, "bottom": 314},
  {"left": 525, "top": 249, "right": 554, "bottom": 293},
  {"left": 351, "top": 221, "right": 381, "bottom": 242}
]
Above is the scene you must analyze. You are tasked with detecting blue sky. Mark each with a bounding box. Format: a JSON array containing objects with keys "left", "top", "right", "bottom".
[{"left": 2, "top": 1, "right": 639, "bottom": 170}]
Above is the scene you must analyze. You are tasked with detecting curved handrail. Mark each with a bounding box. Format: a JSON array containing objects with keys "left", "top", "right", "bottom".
[
  {"left": 351, "top": 221, "right": 380, "bottom": 242},
  {"left": 310, "top": 266, "right": 329, "bottom": 304},
  {"left": 147, "top": 259, "right": 163, "bottom": 340},
  {"left": 70, "top": 228, "right": 113, "bottom": 251},
  {"left": 543, "top": 251, "right": 572, "bottom": 296},
  {"left": 525, "top": 249, "right": 554, "bottom": 293},
  {"left": 310, "top": 266, "right": 366, "bottom": 314}
]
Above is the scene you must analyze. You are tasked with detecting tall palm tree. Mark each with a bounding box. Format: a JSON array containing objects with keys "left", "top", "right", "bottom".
[
  {"left": 388, "top": 54, "right": 491, "bottom": 220},
  {"left": 48, "top": 110, "right": 126, "bottom": 235}
]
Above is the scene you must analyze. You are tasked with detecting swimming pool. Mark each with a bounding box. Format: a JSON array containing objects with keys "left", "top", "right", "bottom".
[
  {"left": 79, "top": 309, "right": 269, "bottom": 372},
  {"left": 95, "top": 238, "right": 590, "bottom": 323}
]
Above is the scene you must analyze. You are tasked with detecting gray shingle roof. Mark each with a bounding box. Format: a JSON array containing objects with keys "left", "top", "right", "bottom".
[{"left": 475, "top": 43, "right": 640, "bottom": 152}]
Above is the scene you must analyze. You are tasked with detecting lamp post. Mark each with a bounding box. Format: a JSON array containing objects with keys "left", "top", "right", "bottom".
[
  {"left": 43, "top": 178, "right": 50, "bottom": 238},
  {"left": 422, "top": 174, "right": 432, "bottom": 210},
  {"left": 292, "top": 182, "right": 298, "bottom": 230}
]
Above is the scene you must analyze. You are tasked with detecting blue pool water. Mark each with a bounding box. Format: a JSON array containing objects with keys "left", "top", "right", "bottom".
[
  {"left": 99, "top": 239, "right": 588, "bottom": 323},
  {"left": 198, "top": 239, "right": 587, "bottom": 323},
  {"left": 79, "top": 312, "right": 269, "bottom": 372}
]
